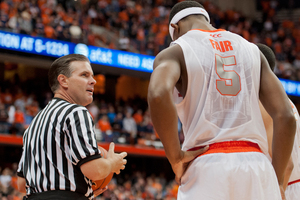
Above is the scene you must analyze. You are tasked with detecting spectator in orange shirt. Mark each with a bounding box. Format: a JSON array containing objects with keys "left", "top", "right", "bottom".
[
  {"left": 133, "top": 109, "right": 143, "bottom": 125},
  {"left": 97, "top": 114, "right": 113, "bottom": 142},
  {"left": 44, "top": 23, "right": 55, "bottom": 39},
  {"left": 13, "top": 106, "right": 25, "bottom": 135},
  {"left": 98, "top": 114, "right": 112, "bottom": 132},
  {"left": 0, "top": 1, "right": 9, "bottom": 14}
]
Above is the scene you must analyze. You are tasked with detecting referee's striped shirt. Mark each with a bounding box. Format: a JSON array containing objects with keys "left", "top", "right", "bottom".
[{"left": 17, "top": 98, "right": 101, "bottom": 200}]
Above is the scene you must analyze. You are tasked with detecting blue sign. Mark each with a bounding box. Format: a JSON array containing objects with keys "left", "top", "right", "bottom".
[
  {"left": 279, "top": 78, "right": 300, "bottom": 97},
  {"left": 0, "top": 30, "right": 154, "bottom": 73},
  {"left": 0, "top": 31, "right": 73, "bottom": 57}
]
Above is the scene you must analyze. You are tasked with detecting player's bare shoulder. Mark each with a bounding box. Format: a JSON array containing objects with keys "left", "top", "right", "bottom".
[{"left": 153, "top": 44, "right": 184, "bottom": 70}]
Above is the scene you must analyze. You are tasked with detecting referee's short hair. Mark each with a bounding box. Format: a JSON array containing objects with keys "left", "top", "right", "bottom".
[
  {"left": 48, "top": 54, "right": 90, "bottom": 93},
  {"left": 169, "top": 1, "right": 207, "bottom": 24}
]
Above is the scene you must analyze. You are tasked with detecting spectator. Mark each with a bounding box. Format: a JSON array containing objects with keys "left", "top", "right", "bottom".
[
  {"left": 133, "top": 109, "right": 143, "bottom": 127},
  {"left": 119, "top": 31, "right": 130, "bottom": 51},
  {"left": 14, "top": 95, "right": 26, "bottom": 113},
  {"left": 0, "top": 8, "right": 9, "bottom": 29},
  {"left": 97, "top": 114, "right": 114, "bottom": 142},
  {"left": 107, "top": 104, "right": 116, "bottom": 124},
  {"left": 139, "top": 115, "right": 154, "bottom": 141},
  {"left": 19, "top": 10, "right": 32, "bottom": 34},
  {"left": 0, "top": 102, "right": 9, "bottom": 133},
  {"left": 1, "top": 89, "right": 13, "bottom": 107},
  {"left": 69, "top": 20, "right": 82, "bottom": 43},
  {"left": 34, "top": 17, "right": 44, "bottom": 37},
  {"left": 24, "top": 100, "right": 39, "bottom": 129},
  {"left": 87, "top": 101, "right": 99, "bottom": 121},
  {"left": 0, "top": 168, "right": 13, "bottom": 197},
  {"left": 293, "top": 52, "right": 300, "bottom": 70},
  {"left": 123, "top": 111, "right": 137, "bottom": 145},
  {"left": 111, "top": 112, "right": 124, "bottom": 143},
  {"left": 88, "top": 5, "right": 97, "bottom": 24},
  {"left": 13, "top": 106, "right": 24, "bottom": 135},
  {"left": 44, "top": 22, "right": 55, "bottom": 39}
]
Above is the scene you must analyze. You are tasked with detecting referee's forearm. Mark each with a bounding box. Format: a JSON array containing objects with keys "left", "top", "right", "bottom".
[
  {"left": 80, "top": 158, "right": 112, "bottom": 181},
  {"left": 17, "top": 176, "right": 27, "bottom": 193}
]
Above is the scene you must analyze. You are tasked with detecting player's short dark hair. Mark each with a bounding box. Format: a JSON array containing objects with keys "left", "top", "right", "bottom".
[
  {"left": 48, "top": 54, "right": 90, "bottom": 93},
  {"left": 169, "top": 1, "right": 207, "bottom": 24},
  {"left": 256, "top": 43, "right": 276, "bottom": 71}
]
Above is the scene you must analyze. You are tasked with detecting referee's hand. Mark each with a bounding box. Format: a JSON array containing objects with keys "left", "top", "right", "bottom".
[{"left": 107, "top": 142, "right": 127, "bottom": 174}]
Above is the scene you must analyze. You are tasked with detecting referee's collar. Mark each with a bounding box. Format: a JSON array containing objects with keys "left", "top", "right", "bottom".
[
  {"left": 52, "top": 97, "right": 85, "bottom": 107},
  {"left": 53, "top": 97, "right": 69, "bottom": 102}
]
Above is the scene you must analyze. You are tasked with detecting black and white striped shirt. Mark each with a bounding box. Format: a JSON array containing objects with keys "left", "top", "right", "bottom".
[{"left": 17, "top": 98, "right": 101, "bottom": 200}]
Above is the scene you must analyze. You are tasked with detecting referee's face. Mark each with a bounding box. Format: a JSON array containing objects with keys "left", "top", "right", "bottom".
[{"left": 67, "top": 61, "right": 96, "bottom": 106}]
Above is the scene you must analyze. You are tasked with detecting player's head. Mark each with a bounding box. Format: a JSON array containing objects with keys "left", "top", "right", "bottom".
[
  {"left": 256, "top": 43, "right": 276, "bottom": 71},
  {"left": 169, "top": 1, "right": 210, "bottom": 40},
  {"left": 48, "top": 54, "right": 90, "bottom": 93}
]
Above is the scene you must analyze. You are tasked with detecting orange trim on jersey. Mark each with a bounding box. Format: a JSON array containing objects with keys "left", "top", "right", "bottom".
[
  {"left": 190, "top": 29, "right": 226, "bottom": 33},
  {"left": 288, "top": 179, "right": 300, "bottom": 186},
  {"left": 188, "top": 141, "right": 262, "bottom": 156}
]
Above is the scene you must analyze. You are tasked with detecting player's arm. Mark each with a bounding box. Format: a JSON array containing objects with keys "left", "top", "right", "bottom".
[
  {"left": 147, "top": 45, "right": 207, "bottom": 182},
  {"left": 147, "top": 45, "right": 183, "bottom": 165},
  {"left": 259, "top": 51, "right": 296, "bottom": 187},
  {"left": 259, "top": 101, "right": 293, "bottom": 190},
  {"left": 283, "top": 157, "right": 294, "bottom": 190},
  {"left": 259, "top": 101, "right": 274, "bottom": 157}
]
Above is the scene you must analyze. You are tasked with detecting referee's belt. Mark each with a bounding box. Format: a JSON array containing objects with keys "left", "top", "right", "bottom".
[{"left": 188, "top": 141, "right": 263, "bottom": 157}]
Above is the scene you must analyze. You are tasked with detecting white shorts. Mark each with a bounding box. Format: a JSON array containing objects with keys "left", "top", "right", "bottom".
[
  {"left": 178, "top": 142, "right": 281, "bottom": 200},
  {"left": 285, "top": 181, "right": 300, "bottom": 200}
]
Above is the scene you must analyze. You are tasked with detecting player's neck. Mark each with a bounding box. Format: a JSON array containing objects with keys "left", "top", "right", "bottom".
[{"left": 191, "top": 19, "right": 216, "bottom": 31}]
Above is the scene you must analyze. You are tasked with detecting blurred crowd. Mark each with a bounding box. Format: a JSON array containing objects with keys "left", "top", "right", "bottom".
[
  {"left": 0, "top": 86, "right": 184, "bottom": 148},
  {"left": 0, "top": 164, "right": 179, "bottom": 200},
  {"left": 97, "top": 171, "right": 178, "bottom": 200},
  {"left": 0, "top": 87, "right": 40, "bottom": 136},
  {"left": 0, "top": 0, "right": 300, "bottom": 80},
  {"left": 0, "top": 165, "right": 24, "bottom": 200}
]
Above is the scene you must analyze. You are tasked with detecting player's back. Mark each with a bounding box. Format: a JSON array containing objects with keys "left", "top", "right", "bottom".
[{"left": 172, "top": 29, "right": 267, "bottom": 153}]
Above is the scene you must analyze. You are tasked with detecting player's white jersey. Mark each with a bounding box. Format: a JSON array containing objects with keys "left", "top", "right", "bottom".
[
  {"left": 172, "top": 29, "right": 268, "bottom": 154},
  {"left": 288, "top": 99, "right": 300, "bottom": 183}
]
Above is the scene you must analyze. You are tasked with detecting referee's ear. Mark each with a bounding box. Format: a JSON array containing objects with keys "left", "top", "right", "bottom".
[{"left": 57, "top": 74, "right": 68, "bottom": 89}]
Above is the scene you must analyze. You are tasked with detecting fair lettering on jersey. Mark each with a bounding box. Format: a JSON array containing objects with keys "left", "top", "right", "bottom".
[{"left": 209, "top": 39, "right": 233, "bottom": 53}]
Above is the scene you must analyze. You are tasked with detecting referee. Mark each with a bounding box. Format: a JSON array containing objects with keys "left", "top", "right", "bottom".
[{"left": 16, "top": 54, "right": 127, "bottom": 200}]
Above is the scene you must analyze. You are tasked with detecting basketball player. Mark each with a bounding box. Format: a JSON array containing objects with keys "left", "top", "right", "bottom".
[
  {"left": 257, "top": 43, "right": 300, "bottom": 200},
  {"left": 147, "top": 1, "right": 296, "bottom": 199}
]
